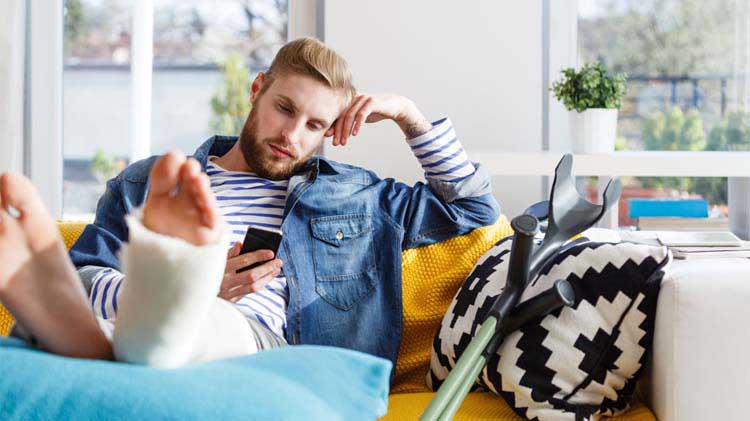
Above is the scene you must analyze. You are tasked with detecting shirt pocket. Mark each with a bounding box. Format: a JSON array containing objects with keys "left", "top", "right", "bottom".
[{"left": 310, "top": 214, "right": 377, "bottom": 310}]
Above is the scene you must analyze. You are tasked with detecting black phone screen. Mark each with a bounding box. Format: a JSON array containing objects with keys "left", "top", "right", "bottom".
[{"left": 237, "top": 227, "right": 283, "bottom": 273}]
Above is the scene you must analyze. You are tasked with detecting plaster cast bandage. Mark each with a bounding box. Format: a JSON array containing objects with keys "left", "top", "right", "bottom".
[{"left": 112, "top": 211, "right": 257, "bottom": 367}]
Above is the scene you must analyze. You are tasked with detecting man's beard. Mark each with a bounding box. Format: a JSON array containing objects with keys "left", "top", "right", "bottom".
[{"left": 238, "top": 107, "right": 314, "bottom": 181}]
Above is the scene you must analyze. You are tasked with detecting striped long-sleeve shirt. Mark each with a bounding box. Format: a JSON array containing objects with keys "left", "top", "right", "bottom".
[
  {"left": 205, "top": 161, "right": 289, "bottom": 336},
  {"left": 87, "top": 117, "right": 473, "bottom": 337}
]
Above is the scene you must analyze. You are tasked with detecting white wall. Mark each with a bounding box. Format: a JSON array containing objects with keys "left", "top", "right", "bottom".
[{"left": 322, "top": 1, "right": 544, "bottom": 217}]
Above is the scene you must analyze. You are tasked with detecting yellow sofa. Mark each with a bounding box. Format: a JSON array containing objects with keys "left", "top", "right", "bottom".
[{"left": 0, "top": 220, "right": 654, "bottom": 420}]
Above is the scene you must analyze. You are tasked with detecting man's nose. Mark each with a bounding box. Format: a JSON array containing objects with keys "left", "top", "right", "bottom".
[{"left": 281, "top": 119, "right": 305, "bottom": 145}]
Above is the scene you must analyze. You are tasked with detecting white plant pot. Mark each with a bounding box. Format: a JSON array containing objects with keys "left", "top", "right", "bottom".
[{"left": 570, "top": 108, "right": 618, "bottom": 154}]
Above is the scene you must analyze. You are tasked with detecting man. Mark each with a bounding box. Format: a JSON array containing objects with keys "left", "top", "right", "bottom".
[{"left": 64, "top": 37, "right": 500, "bottom": 367}]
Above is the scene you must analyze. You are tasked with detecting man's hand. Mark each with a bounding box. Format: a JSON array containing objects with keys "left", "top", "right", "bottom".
[
  {"left": 219, "top": 241, "right": 283, "bottom": 302},
  {"left": 327, "top": 93, "right": 433, "bottom": 146}
]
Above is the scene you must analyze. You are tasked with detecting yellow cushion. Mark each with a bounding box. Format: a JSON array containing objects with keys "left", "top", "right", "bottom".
[
  {"left": 0, "top": 297, "right": 12, "bottom": 337},
  {"left": 57, "top": 221, "right": 88, "bottom": 249},
  {"left": 380, "top": 392, "right": 655, "bottom": 421},
  {"left": 393, "top": 217, "right": 513, "bottom": 393}
]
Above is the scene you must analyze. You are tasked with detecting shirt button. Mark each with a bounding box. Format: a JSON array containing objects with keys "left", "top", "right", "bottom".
[{"left": 335, "top": 231, "right": 344, "bottom": 240}]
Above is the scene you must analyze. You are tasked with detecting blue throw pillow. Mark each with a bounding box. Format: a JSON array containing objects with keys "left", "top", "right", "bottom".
[{"left": 0, "top": 337, "right": 391, "bottom": 421}]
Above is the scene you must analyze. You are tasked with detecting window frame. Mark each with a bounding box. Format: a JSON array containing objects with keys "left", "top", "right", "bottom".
[
  {"left": 26, "top": 0, "right": 64, "bottom": 218},
  {"left": 30, "top": 0, "right": 306, "bottom": 219}
]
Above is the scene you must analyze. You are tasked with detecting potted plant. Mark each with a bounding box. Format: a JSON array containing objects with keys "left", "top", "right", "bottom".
[{"left": 552, "top": 61, "right": 627, "bottom": 153}]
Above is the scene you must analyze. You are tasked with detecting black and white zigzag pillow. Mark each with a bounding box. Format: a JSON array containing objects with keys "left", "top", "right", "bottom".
[{"left": 427, "top": 236, "right": 672, "bottom": 421}]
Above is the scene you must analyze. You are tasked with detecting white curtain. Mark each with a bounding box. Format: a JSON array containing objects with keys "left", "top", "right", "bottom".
[{"left": 0, "top": 0, "right": 25, "bottom": 174}]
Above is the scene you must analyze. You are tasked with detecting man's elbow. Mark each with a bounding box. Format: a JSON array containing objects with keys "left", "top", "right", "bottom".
[{"left": 461, "top": 193, "right": 501, "bottom": 227}]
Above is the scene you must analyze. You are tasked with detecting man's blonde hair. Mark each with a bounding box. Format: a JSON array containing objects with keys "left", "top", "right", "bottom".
[{"left": 263, "top": 37, "right": 356, "bottom": 101}]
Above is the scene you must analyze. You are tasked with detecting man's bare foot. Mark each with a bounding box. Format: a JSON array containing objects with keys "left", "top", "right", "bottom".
[
  {"left": 142, "top": 152, "right": 220, "bottom": 246},
  {"left": 0, "top": 172, "right": 112, "bottom": 359}
]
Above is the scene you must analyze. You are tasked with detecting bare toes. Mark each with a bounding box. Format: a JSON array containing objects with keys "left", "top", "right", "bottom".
[
  {"left": 179, "top": 158, "right": 201, "bottom": 185},
  {"left": 0, "top": 172, "right": 57, "bottom": 252},
  {"left": 143, "top": 156, "right": 219, "bottom": 246},
  {"left": 143, "top": 152, "right": 186, "bottom": 233},
  {"left": 179, "top": 159, "right": 217, "bottom": 230},
  {"left": 191, "top": 175, "right": 217, "bottom": 227},
  {"left": 1, "top": 172, "right": 44, "bottom": 215},
  {"left": 0, "top": 209, "right": 32, "bottom": 290},
  {"left": 149, "top": 151, "right": 185, "bottom": 196}
]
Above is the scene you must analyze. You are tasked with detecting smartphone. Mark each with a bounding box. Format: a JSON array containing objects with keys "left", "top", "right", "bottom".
[{"left": 237, "top": 226, "right": 283, "bottom": 273}]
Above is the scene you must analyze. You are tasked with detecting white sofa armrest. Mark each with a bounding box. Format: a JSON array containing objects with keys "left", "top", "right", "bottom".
[{"left": 642, "top": 258, "right": 750, "bottom": 421}]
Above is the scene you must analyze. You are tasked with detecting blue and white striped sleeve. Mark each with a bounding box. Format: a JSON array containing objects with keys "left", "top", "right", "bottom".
[
  {"left": 88, "top": 268, "right": 125, "bottom": 321},
  {"left": 405, "top": 117, "right": 475, "bottom": 182}
]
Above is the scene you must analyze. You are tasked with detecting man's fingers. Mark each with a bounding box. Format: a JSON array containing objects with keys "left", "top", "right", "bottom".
[
  {"left": 224, "top": 249, "right": 275, "bottom": 272},
  {"left": 222, "top": 258, "right": 281, "bottom": 290},
  {"left": 352, "top": 97, "right": 374, "bottom": 137},
  {"left": 341, "top": 95, "right": 372, "bottom": 145},
  {"left": 334, "top": 94, "right": 364, "bottom": 146},
  {"left": 226, "top": 242, "right": 242, "bottom": 259},
  {"left": 333, "top": 116, "right": 345, "bottom": 146},
  {"left": 220, "top": 268, "right": 279, "bottom": 302},
  {"left": 341, "top": 95, "right": 368, "bottom": 146},
  {"left": 219, "top": 264, "right": 282, "bottom": 300}
]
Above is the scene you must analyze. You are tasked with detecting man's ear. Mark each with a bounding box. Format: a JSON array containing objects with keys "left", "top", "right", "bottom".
[{"left": 250, "top": 72, "right": 265, "bottom": 103}]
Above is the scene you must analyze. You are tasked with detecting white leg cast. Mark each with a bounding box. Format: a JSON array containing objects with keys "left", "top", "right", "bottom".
[{"left": 113, "top": 211, "right": 255, "bottom": 367}]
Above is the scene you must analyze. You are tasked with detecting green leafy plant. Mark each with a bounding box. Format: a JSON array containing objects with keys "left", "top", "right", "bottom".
[
  {"left": 551, "top": 61, "right": 627, "bottom": 112},
  {"left": 210, "top": 54, "right": 252, "bottom": 135},
  {"left": 708, "top": 110, "right": 750, "bottom": 151},
  {"left": 90, "top": 149, "right": 123, "bottom": 184}
]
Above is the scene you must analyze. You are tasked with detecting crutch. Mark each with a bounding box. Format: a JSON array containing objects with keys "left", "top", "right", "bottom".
[{"left": 420, "top": 154, "right": 622, "bottom": 421}]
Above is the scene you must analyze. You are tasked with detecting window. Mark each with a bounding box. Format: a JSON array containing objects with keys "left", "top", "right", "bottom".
[
  {"left": 150, "top": 0, "right": 287, "bottom": 155},
  {"left": 577, "top": 0, "right": 750, "bottom": 225},
  {"left": 63, "top": 0, "right": 132, "bottom": 220},
  {"left": 62, "top": 0, "right": 288, "bottom": 219}
]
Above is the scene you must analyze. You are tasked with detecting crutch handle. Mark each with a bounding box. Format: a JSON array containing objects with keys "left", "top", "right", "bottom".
[
  {"left": 487, "top": 214, "right": 540, "bottom": 324},
  {"left": 500, "top": 279, "right": 575, "bottom": 335},
  {"left": 482, "top": 279, "right": 575, "bottom": 358}
]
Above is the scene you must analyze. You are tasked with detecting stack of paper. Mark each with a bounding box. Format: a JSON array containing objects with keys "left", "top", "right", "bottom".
[
  {"left": 668, "top": 245, "right": 750, "bottom": 260},
  {"left": 656, "top": 231, "right": 742, "bottom": 247},
  {"left": 637, "top": 217, "right": 729, "bottom": 232}
]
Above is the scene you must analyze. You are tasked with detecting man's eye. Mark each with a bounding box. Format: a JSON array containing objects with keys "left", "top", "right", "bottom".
[
  {"left": 307, "top": 122, "right": 321, "bottom": 130},
  {"left": 277, "top": 104, "right": 291, "bottom": 114}
]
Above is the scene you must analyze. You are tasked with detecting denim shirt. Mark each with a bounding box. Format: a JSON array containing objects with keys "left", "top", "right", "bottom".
[{"left": 69, "top": 136, "right": 500, "bottom": 370}]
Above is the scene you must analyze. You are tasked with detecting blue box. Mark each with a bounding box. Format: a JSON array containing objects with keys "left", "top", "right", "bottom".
[{"left": 627, "top": 198, "right": 708, "bottom": 218}]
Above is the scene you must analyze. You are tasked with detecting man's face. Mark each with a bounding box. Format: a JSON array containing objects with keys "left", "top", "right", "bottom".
[{"left": 238, "top": 72, "right": 347, "bottom": 180}]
